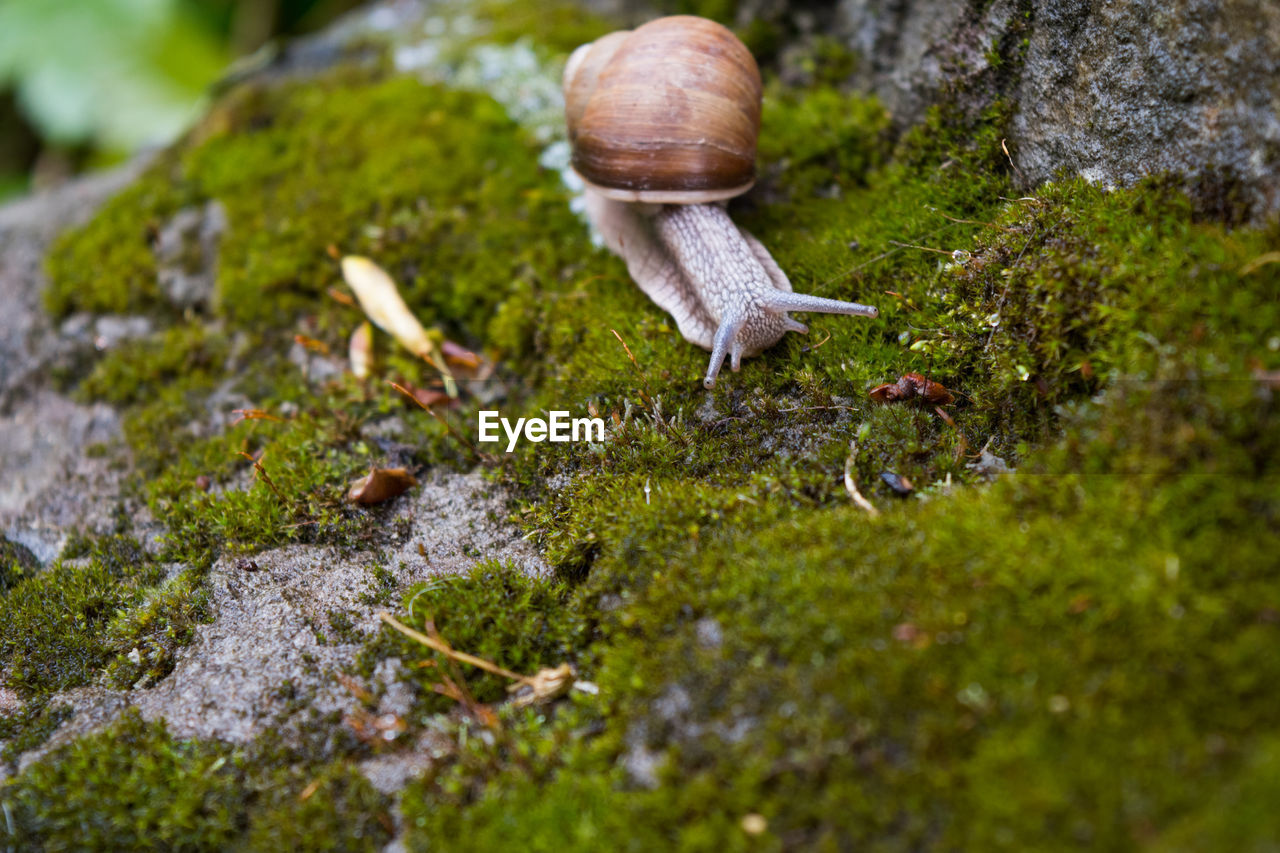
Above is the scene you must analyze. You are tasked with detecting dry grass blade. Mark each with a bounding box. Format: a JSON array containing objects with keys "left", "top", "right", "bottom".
[
  {"left": 1240, "top": 251, "right": 1280, "bottom": 275},
  {"left": 844, "top": 441, "right": 880, "bottom": 517},
  {"left": 378, "top": 612, "right": 530, "bottom": 684},
  {"left": 236, "top": 450, "right": 284, "bottom": 500}
]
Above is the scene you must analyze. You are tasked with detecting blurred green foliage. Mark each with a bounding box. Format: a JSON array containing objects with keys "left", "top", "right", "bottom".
[{"left": 0, "top": 0, "right": 359, "bottom": 198}]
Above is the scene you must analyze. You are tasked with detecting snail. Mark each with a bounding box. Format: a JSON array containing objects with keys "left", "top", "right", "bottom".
[{"left": 564, "top": 15, "right": 878, "bottom": 389}]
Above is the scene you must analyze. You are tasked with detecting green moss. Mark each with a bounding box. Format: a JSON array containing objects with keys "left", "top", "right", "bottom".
[
  {"left": 243, "top": 762, "right": 392, "bottom": 852},
  {"left": 43, "top": 180, "right": 178, "bottom": 318},
  {"left": 0, "top": 703, "right": 73, "bottom": 767},
  {"left": 103, "top": 570, "right": 209, "bottom": 689},
  {"left": 0, "top": 537, "right": 39, "bottom": 592},
  {"left": 1, "top": 710, "right": 245, "bottom": 850},
  {"left": 77, "top": 323, "right": 230, "bottom": 407},
  {"left": 473, "top": 0, "right": 615, "bottom": 52},
  {"left": 20, "top": 4, "right": 1280, "bottom": 847},
  {"left": 1, "top": 710, "right": 394, "bottom": 851},
  {"left": 0, "top": 536, "right": 163, "bottom": 696},
  {"left": 392, "top": 79, "right": 1278, "bottom": 853},
  {"left": 365, "top": 561, "right": 583, "bottom": 714}
]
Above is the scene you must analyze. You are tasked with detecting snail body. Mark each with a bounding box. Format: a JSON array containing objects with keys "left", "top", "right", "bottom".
[{"left": 564, "top": 16, "right": 877, "bottom": 388}]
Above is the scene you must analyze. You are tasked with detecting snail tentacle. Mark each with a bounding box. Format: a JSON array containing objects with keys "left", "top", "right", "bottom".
[
  {"left": 705, "top": 311, "right": 744, "bottom": 389},
  {"left": 759, "top": 290, "right": 880, "bottom": 318}
]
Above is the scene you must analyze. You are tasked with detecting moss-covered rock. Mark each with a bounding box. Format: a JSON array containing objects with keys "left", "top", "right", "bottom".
[{"left": 2, "top": 0, "right": 1277, "bottom": 849}]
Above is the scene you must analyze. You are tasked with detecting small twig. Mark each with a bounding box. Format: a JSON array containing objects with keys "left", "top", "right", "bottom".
[
  {"left": 799, "top": 329, "right": 832, "bottom": 352},
  {"left": 610, "top": 329, "right": 687, "bottom": 445},
  {"left": 611, "top": 328, "right": 642, "bottom": 372},
  {"left": 843, "top": 441, "right": 880, "bottom": 517},
  {"left": 237, "top": 451, "right": 284, "bottom": 501},
  {"left": 389, "top": 381, "right": 493, "bottom": 463},
  {"left": 230, "top": 407, "right": 282, "bottom": 422},
  {"left": 776, "top": 405, "right": 858, "bottom": 414},
  {"left": 1241, "top": 251, "right": 1280, "bottom": 275},
  {"left": 425, "top": 620, "right": 493, "bottom": 726}
]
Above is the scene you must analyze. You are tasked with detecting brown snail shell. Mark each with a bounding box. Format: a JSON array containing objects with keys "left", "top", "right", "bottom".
[{"left": 564, "top": 16, "right": 762, "bottom": 203}]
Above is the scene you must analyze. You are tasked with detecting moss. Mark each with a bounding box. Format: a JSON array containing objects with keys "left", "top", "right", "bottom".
[
  {"left": 77, "top": 323, "right": 230, "bottom": 407},
  {"left": 0, "top": 537, "right": 39, "bottom": 592},
  {"left": 16, "top": 2, "right": 1280, "bottom": 847},
  {"left": 364, "top": 561, "right": 584, "bottom": 715},
  {"left": 472, "top": 0, "right": 615, "bottom": 52},
  {"left": 0, "top": 536, "right": 163, "bottom": 696},
  {"left": 392, "top": 78, "right": 1278, "bottom": 853},
  {"left": 0, "top": 703, "right": 73, "bottom": 767},
  {"left": 1, "top": 709, "right": 398, "bottom": 851},
  {"left": 1, "top": 710, "right": 245, "bottom": 850},
  {"left": 103, "top": 570, "right": 210, "bottom": 689},
  {"left": 43, "top": 180, "right": 177, "bottom": 318},
  {"left": 242, "top": 761, "right": 392, "bottom": 852}
]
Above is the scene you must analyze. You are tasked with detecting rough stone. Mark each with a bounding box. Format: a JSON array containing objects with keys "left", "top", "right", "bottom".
[
  {"left": 154, "top": 200, "right": 227, "bottom": 311},
  {"left": 833, "top": 0, "right": 1280, "bottom": 219},
  {"left": 15, "top": 469, "right": 548, "bottom": 768}
]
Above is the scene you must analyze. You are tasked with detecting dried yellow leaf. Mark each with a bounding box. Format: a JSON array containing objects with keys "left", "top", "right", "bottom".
[
  {"left": 341, "top": 255, "right": 456, "bottom": 395},
  {"left": 349, "top": 321, "right": 373, "bottom": 379}
]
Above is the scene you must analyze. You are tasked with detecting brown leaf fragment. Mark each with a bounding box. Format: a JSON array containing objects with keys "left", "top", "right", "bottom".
[
  {"left": 410, "top": 387, "right": 454, "bottom": 409},
  {"left": 441, "top": 339, "right": 482, "bottom": 369},
  {"left": 294, "top": 334, "right": 330, "bottom": 354},
  {"left": 869, "top": 373, "right": 954, "bottom": 405},
  {"left": 231, "top": 408, "right": 284, "bottom": 424},
  {"left": 347, "top": 467, "right": 418, "bottom": 505}
]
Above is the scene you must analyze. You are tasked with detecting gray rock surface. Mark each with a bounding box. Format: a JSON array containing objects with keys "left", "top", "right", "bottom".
[
  {"left": 840, "top": 0, "right": 1280, "bottom": 218},
  {"left": 17, "top": 469, "right": 546, "bottom": 771},
  {"left": 0, "top": 158, "right": 154, "bottom": 562}
]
